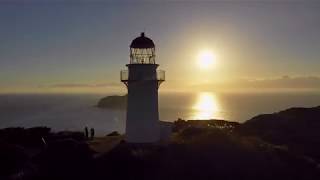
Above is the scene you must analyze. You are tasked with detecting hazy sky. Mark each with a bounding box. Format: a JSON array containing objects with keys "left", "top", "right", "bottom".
[{"left": 1, "top": 0, "right": 320, "bottom": 93}]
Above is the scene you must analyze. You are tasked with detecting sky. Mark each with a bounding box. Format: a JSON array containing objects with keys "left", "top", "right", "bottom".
[{"left": 1, "top": 0, "right": 320, "bottom": 94}]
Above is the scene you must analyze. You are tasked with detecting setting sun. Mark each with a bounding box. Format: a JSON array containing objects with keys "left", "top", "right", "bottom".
[{"left": 197, "top": 50, "right": 216, "bottom": 69}]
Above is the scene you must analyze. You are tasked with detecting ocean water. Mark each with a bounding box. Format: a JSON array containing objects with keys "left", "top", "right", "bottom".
[{"left": 0, "top": 92, "right": 319, "bottom": 136}]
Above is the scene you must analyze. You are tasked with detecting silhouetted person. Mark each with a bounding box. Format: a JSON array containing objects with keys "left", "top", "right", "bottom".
[
  {"left": 84, "top": 127, "right": 89, "bottom": 140},
  {"left": 90, "top": 128, "right": 95, "bottom": 140}
]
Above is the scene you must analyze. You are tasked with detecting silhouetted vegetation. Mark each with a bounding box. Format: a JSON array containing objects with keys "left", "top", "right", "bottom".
[
  {"left": 96, "top": 126, "right": 319, "bottom": 180},
  {"left": 0, "top": 127, "right": 92, "bottom": 180},
  {"left": 0, "top": 127, "right": 50, "bottom": 148},
  {"left": 173, "top": 118, "right": 240, "bottom": 133}
]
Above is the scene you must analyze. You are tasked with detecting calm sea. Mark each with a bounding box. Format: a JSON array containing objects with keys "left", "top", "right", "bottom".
[{"left": 0, "top": 92, "right": 319, "bottom": 135}]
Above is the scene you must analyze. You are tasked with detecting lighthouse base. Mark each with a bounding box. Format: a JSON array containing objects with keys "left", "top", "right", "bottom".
[{"left": 125, "top": 120, "right": 160, "bottom": 143}]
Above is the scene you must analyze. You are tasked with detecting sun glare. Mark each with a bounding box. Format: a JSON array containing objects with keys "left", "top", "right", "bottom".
[
  {"left": 192, "top": 92, "right": 220, "bottom": 120},
  {"left": 197, "top": 50, "right": 216, "bottom": 69}
]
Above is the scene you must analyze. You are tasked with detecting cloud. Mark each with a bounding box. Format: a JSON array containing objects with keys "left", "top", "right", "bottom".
[
  {"left": 244, "top": 76, "right": 320, "bottom": 89},
  {"left": 43, "top": 82, "right": 122, "bottom": 88},
  {"left": 192, "top": 76, "right": 320, "bottom": 91},
  {"left": 1, "top": 0, "right": 315, "bottom": 3},
  {"left": 32, "top": 76, "right": 320, "bottom": 93}
]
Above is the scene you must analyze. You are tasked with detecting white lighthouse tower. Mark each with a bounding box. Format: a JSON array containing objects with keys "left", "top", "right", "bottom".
[{"left": 121, "top": 32, "right": 165, "bottom": 143}]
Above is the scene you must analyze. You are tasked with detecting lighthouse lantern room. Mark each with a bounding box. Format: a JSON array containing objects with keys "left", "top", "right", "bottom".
[{"left": 121, "top": 33, "right": 165, "bottom": 143}]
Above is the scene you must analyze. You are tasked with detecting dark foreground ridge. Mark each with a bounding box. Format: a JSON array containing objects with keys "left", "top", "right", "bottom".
[{"left": 1, "top": 106, "right": 320, "bottom": 180}]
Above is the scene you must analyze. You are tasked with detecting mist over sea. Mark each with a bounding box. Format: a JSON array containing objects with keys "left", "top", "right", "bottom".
[{"left": 0, "top": 92, "right": 319, "bottom": 136}]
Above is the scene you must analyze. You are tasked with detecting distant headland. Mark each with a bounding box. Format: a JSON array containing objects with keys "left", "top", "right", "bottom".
[{"left": 96, "top": 95, "right": 127, "bottom": 109}]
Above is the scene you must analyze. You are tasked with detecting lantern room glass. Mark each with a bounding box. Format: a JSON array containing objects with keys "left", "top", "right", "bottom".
[{"left": 130, "top": 47, "right": 155, "bottom": 64}]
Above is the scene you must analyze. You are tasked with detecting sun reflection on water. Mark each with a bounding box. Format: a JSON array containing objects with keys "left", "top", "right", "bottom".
[{"left": 192, "top": 92, "right": 221, "bottom": 120}]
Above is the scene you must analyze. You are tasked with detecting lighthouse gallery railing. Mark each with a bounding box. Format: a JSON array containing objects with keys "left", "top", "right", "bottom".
[{"left": 121, "top": 70, "right": 165, "bottom": 82}]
